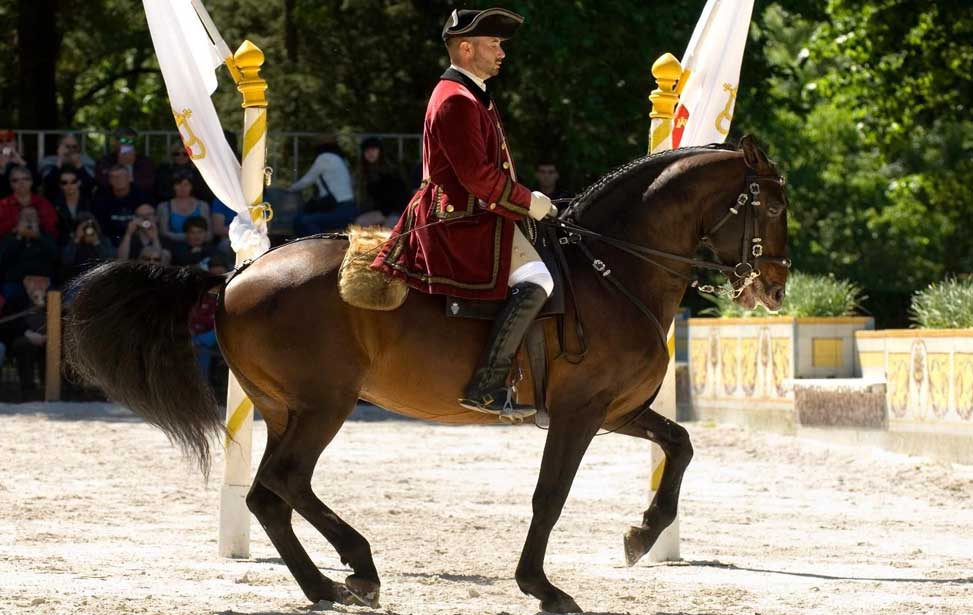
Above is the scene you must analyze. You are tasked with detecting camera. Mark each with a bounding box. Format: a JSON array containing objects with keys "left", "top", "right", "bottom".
[
  {"left": 84, "top": 224, "right": 96, "bottom": 237},
  {"left": 1, "top": 147, "right": 11, "bottom": 157},
  {"left": 140, "top": 219, "right": 153, "bottom": 230}
]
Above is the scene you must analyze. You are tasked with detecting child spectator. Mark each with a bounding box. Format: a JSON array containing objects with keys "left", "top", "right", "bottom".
[
  {"left": 0, "top": 166, "right": 59, "bottom": 238},
  {"left": 91, "top": 165, "right": 149, "bottom": 244},
  {"left": 95, "top": 127, "right": 156, "bottom": 197},
  {"left": 61, "top": 212, "right": 114, "bottom": 281},
  {"left": 157, "top": 169, "right": 212, "bottom": 245},
  {"left": 171, "top": 216, "right": 215, "bottom": 267},
  {"left": 117, "top": 202, "right": 164, "bottom": 260},
  {"left": 52, "top": 167, "right": 92, "bottom": 244}
]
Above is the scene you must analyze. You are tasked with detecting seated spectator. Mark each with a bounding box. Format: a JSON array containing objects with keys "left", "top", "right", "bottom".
[
  {"left": 52, "top": 167, "right": 92, "bottom": 244},
  {"left": 210, "top": 197, "right": 236, "bottom": 256},
  {"left": 534, "top": 160, "right": 573, "bottom": 202},
  {"left": 288, "top": 137, "right": 358, "bottom": 236},
  {"left": 354, "top": 137, "right": 408, "bottom": 228},
  {"left": 0, "top": 207, "right": 59, "bottom": 307},
  {"left": 95, "top": 127, "right": 156, "bottom": 197},
  {"left": 6, "top": 275, "right": 51, "bottom": 399},
  {"left": 0, "top": 166, "right": 59, "bottom": 238},
  {"left": 157, "top": 169, "right": 211, "bottom": 245},
  {"left": 117, "top": 202, "right": 164, "bottom": 260},
  {"left": 155, "top": 143, "right": 212, "bottom": 203},
  {"left": 61, "top": 213, "right": 114, "bottom": 281},
  {"left": 171, "top": 216, "right": 215, "bottom": 267},
  {"left": 91, "top": 164, "right": 149, "bottom": 244},
  {"left": 190, "top": 252, "right": 230, "bottom": 385},
  {"left": 138, "top": 245, "right": 172, "bottom": 266},
  {"left": 39, "top": 133, "right": 96, "bottom": 199},
  {"left": 0, "top": 130, "right": 34, "bottom": 199}
]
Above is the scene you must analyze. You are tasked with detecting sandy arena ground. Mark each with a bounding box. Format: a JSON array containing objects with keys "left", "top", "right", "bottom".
[{"left": 1, "top": 402, "right": 972, "bottom": 615}]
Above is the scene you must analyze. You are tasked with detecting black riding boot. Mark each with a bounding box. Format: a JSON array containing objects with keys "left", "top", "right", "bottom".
[{"left": 459, "top": 281, "right": 547, "bottom": 420}]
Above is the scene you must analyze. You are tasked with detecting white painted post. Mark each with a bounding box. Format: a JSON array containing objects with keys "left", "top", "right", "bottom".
[
  {"left": 645, "top": 53, "right": 685, "bottom": 562},
  {"left": 218, "top": 40, "right": 269, "bottom": 559}
]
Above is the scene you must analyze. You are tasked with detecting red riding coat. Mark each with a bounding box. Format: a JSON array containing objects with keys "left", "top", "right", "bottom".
[{"left": 372, "top": 68, "right": 533, "bottom": 300}]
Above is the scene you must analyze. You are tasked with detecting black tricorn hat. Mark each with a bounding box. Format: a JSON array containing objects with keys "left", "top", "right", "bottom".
[{"left": 442, "top": 8, "right": 525, "bottom": 41}]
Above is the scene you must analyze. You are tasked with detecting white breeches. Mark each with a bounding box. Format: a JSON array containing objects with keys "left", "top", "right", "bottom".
[{"left": 508, "top": 226, "right": 554, "bottom": 298}]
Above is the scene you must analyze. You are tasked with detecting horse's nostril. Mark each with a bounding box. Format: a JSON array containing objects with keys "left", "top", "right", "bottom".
[{"left": 773, "top": 286, "right": 785, "bottom": 303}]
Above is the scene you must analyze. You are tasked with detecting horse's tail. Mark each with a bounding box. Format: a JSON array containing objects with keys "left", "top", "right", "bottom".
[{"left": 64, "top": 260, "right": 229, "bottom": 476}]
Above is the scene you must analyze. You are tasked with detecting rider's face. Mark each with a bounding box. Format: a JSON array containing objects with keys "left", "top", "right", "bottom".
[{"left": 467, "top": 37, "right": 506, "bottom": 79}]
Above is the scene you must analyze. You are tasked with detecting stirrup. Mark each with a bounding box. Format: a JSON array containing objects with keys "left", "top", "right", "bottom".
[{"left": 458, "top": 386, "right": 536, "bottom": 423}]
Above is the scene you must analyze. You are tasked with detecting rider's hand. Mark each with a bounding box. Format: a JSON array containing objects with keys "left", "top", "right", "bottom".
[{"left": 528, "top": 191, "right": 558, "bottom": 221}]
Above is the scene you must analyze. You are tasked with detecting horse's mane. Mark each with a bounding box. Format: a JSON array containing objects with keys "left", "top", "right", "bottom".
[{"left": 565, "top": 143, "right": 738, "bottom": 220}]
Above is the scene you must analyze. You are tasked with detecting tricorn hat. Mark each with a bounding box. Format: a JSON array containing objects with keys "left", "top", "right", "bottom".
[{"left": 442, "top": 8, "right": 525, "bottom": 41}]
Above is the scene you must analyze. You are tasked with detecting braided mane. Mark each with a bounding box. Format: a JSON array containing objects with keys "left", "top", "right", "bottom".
[{"left": 565, "top": 143, "right": 738, "bottom": 220}]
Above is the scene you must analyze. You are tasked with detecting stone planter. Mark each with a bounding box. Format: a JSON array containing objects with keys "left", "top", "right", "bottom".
[
  {"left": 854, "top": 329, "right": 973, "bottom": 462},
  {"left": 686, "top": 317, "right": 875, "bottom": 431}
]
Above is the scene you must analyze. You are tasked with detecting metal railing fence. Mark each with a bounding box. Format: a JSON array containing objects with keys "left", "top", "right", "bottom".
[{"left": 9, "top": 129, "right": 422, "bottom": 185}]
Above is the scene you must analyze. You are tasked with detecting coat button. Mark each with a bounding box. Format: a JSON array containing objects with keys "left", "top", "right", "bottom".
[
  {"left": 489, "top": 203, "right": 497, "bottom": 210},
  {"left": 501, "top": 142, "right": 507, "bottom": 150},
  {"left": 502, "top": 161, "right": 510, "bottom": 170},
  {"left": 445, "top": 204, "right": 455, "bottom": 213}
]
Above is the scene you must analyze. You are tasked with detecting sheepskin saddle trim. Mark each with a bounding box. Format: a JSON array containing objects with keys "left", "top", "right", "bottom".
[{"left": 338, "top": 225, "right": 409, "bottom": 311}]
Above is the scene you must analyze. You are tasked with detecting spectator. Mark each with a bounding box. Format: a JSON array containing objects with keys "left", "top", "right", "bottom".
[
  {"left": 137, "top": 245, "right": 172, "bottom": 266},
  {"left": 210, "top": 197, "right": 236, "bottom": 256},
  {"left": 91, "top": 164, "right": 149, "bottom": 244},
  {"left": 354, "top": 136, "right": 409, "bottom": 227},
  {"left": 0, "top": 133, "right": 34, "bottom": 199},
  {"left": 289, "top": 137, "right": 358, "bottom": 236},
  {"left": 61, "top": 213, "right": 114, "bottom": 280},
  {"left": 190, "top": 252, "right": 230, "bottom": 385},
  {"left": 0, "top": 207, "right": 59, "bottom": 307},
  {"left": 534, "top": 160, "right": 573, "bottom": 202},
  {"left": 6, "top": 275, "right": 51, "bottom": 399},
  {"left": 52, "top": 167, "right": 92, "bottom": 244},
  {"left": 39, "top": 133, "right": 96, "bottom": 198},
  {"left": 171, "top": 216, "right": 215, "bottom": 267},
  {"left": 155, "top": 143, "right": 212, "bottom": 203},
  {"left": 157, "top": 169, "right": 211, "bottom": 245},
  {"left": 0, "top": 166, "right": 59, "bottom": 238},
  {"left": 95, "top": 127, "right": 156, "bottom": 197},
  {"left": 117, "top": 202, "right": 164, "bottom": 260}
]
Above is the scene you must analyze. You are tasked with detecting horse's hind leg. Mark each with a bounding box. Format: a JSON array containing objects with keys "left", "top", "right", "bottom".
[
  {"left": 614, "top": 409, "right": 693, "bottom": 566},
  {"left": 257, "top": 393, "right": 381, "bottom": 608}
]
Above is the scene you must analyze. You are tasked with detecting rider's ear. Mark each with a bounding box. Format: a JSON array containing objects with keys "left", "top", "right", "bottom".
[{"left": 739, "top": 134, "right": 766, "bottom": 169}]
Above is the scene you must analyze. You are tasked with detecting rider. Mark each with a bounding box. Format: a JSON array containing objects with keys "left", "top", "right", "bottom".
[{"left": 372, "top": 8, "right": 557, "bottom": 421}]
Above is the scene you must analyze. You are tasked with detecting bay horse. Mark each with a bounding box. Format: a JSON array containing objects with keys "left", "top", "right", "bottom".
[{"left": 65, "top": 136, "right": 789, "bottom": 613}]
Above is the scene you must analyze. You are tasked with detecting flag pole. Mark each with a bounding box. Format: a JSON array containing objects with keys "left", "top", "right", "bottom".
[
  {"left": 190, "top": 0, "right": 243, "bottom": 83},
  {"left": 217, "top": 40, "right": 269, "bottom": 559},
  {"left": 641, "top": 52, "right": 684, "bottom": 564}
]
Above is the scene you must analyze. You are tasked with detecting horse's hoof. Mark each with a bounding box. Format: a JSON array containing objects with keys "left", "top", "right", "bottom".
[
  {"left": 539, "top": 595, "right": 583, "bottom": 614},
  {"left": 342, "top": 575, "right": 381, "bottom": 608},
  {"left": 623, "top": 526, "right": 649, "bottom": 567}
]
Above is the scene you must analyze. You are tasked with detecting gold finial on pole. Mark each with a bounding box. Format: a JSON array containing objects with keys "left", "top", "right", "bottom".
[
  {"left": 234, "top": 40, "right": 268, "bottom": 109},
  {"left": 648, "top": 53, "right": 684, "bottom": 154}
]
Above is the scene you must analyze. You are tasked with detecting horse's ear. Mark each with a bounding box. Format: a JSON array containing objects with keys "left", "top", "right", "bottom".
[{"left": 739, "top": 134, "right": 766, "bottom": 169}]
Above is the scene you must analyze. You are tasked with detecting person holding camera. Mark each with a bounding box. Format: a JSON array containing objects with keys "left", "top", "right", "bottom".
[
  {"left": 0, "top": 207, "right": 58, "bottom": 308},
  {"left": 39, "top": 134, "right": 96, "bottom": 199},
  {"left": 117, "top": 203, "right": 164, "bottom": 260},
  {"left": 61, "top": 213, "right": 114, "bottom": 281},
  {"left": 0, "top": 129, "right": 33, "bottom": 199},
  {"left": 52, "top": 167, "right": 92, "bottom": 245},
  {"left": 94, "top": 127, "right": 156, "bottom": 197},
  {"left": 0, "top": 166, "right": 59, "bottom": 239}
]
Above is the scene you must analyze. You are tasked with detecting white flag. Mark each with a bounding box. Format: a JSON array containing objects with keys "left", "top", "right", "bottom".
[
  {"left": 673, "top": 0, "right": 755, "bottom": 148},
  {"left": 143, "top": 0, "right": 269, "bottom": 256}
]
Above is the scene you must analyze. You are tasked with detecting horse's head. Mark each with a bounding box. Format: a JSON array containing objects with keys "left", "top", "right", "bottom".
[{"left": 701, "top": 135, "right": 790, "bottom": 311}]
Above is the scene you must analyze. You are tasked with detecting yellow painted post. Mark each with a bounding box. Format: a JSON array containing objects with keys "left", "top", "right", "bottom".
[
  {"left": 218, "top": 40, "right": 268, "bottom": 559},
  {"left": 645, "top": 53, "right": 683, "bottom": 563}
]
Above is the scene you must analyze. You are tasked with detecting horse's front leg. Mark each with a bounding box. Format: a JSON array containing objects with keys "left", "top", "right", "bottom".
[
  {"left": 515, "top": 411, "right": 601, "bottom": 614},
  {"left": 614, "top": 409, "right": 693, "bottom": 566}
]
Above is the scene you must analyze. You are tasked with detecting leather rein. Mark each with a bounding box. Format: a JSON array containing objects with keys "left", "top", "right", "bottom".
[{"left": 543, "top": 170, "right": 792, "bottom": 363}]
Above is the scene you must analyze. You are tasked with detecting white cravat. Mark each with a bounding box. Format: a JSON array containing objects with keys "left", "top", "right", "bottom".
[{"left": 449, "top": 64, "right": 487, "bottom": 92}]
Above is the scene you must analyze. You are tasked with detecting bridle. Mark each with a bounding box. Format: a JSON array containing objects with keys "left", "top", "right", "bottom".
[{"left": 544, "top": 168, "right": 792, "bottom": 363}]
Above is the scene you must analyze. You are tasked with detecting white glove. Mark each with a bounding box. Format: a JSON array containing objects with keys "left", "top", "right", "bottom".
[{"left": 528, "top": 191, "right": 558, "bottom": 221}]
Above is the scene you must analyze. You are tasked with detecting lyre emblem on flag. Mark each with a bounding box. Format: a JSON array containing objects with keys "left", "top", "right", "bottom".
[
  {"left": 714, "top": 83, "right": 738, "bottom": 136},
  {"left": 173, "top": 108, "right": 207, "bottom": 161}
]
